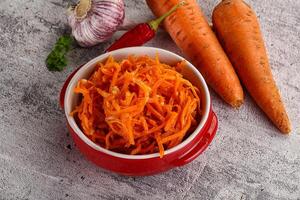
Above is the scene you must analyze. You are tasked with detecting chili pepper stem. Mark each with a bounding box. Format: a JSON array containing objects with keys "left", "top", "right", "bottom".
[{"left": 148, "top": 1, "right": 186, "bottom": 31}]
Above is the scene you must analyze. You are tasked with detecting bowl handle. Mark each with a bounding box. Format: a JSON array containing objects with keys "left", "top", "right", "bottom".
[
  {"left": 172, "top": 111, "right": 218, "bottom": 167},
  {"left": 59, "top": 65, "right": 84, "bottom": 109}
]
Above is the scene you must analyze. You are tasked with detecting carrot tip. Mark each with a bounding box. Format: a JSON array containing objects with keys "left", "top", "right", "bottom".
[
  {"left": 279, "top": 124, "right": 292, "bottom": 134},
  {"left": 231, "top": 99, "right": 244, "bottom": 108}
]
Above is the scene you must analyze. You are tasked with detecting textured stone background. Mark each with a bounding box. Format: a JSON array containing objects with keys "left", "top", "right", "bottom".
[{"left": 0, "top": 0, "right": 299, "bottom": 199}]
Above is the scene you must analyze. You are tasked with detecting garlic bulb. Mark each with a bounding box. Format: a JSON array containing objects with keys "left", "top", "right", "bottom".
[{"left": 68, "top": 0, "right": 125, "bottom": 47}]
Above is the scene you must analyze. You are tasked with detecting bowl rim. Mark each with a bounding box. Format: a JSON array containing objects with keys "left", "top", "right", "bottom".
[{"left": 64, "top": 47, "right": 211, "bottom": 160}]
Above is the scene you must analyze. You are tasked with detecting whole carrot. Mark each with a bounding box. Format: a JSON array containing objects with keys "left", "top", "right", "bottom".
[
  {"left": 212, "top": 0, "right": 291, "bottom": 133},
  {"left": 146, "top": 0, "right": 244, "bottom": 108}
]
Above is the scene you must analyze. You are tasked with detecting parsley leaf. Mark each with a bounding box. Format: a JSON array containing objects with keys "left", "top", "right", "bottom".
[{"left": 46, "top": 35, "right": 74, "bottom": 71}]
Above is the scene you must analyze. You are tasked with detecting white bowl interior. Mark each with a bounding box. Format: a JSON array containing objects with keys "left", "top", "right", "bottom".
[{"left": 65, "top": 47, "right": 211, "bottom": 159}]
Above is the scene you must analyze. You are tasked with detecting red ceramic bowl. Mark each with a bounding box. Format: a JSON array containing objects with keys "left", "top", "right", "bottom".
[{"left": 60, "top": 47, "right": 218, "bottom": 176}]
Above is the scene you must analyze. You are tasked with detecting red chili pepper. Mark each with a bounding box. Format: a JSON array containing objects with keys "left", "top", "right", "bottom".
[{"left": 106, "top": 1, "right": 185, "bottom": 52}]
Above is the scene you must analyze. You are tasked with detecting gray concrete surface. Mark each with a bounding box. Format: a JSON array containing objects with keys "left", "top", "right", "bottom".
[{"left": 0, "top": 0, "right": 299, "bottom": 199}]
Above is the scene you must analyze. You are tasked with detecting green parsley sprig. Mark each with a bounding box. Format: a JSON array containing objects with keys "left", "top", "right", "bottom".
[{"left": 46, "top": 35, "right": 74, "bottom": 71}]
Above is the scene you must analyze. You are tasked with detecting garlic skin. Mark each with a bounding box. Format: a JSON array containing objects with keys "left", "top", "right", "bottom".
[{"left": 68, "top": 0, "right": 125, "bottom": 47}]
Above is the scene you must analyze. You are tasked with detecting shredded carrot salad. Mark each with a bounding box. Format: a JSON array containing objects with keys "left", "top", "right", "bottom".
[{"left": 71, "top": 55, "right": 201, "bottom": 157}]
